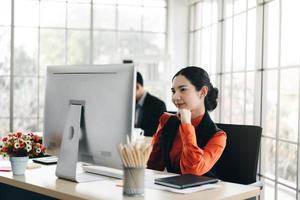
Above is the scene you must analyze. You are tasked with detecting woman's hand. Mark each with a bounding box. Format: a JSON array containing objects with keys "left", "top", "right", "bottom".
[{"left": 177, "top": 109, "right": 192, "bottom": 124}]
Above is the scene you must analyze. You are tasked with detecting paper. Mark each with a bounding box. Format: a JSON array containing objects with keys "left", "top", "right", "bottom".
[
  {"left": 0, "top": 159, "right": 41, "bottom": 172},
  {"left": 0, "top": 159, "right": 11, "bottom": 172},
  {"left": 0, "top": 166, "right": 11, "bottom": 172},
  {"left": 27, "top": 163, "right": 42, "bottom": 170}
]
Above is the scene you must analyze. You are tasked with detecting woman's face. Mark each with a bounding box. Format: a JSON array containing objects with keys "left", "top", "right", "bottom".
[{"left": 171, "top": 75, "right": 204, "bottom": 111}]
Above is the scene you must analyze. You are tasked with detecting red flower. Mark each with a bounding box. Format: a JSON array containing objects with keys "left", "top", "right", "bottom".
[
  {"left": 16, "top": 132, "right": 22, "bottom": 138},
  {"left": 33, "top": 135, "right": 40, "bottom": 142}
]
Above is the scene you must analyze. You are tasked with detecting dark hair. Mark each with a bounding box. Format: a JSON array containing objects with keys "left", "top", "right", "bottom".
[
  {"left": 136, "top": 71, "right": 143, "bottom": 86},
  {"left": 172, "top": 66, "right": 218, "bottom": 111}
]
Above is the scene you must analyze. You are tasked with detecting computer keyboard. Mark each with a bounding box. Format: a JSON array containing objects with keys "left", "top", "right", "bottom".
[{"left": 82, "top": 165, "right": 123, "bottom": 179}]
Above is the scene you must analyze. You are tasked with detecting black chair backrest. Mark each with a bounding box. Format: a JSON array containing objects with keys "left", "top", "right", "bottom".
[{"left": 214, "top": 123, "right": 262, "bottom": 184}]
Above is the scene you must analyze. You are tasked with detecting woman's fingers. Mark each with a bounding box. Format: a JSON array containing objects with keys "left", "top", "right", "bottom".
[{"left": 177, "top": 109, "right": 191, "bottom": 124}]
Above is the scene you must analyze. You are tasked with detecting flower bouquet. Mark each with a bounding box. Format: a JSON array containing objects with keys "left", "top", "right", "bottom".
[
  {"left": 0, "top": 132, "right": 45, "bottom": 157},
  {"left": 0, "top": 132, "right": 46, "bottom": 175}
]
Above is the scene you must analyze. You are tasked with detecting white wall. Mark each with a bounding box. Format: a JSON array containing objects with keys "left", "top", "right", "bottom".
[{"left": 166, "top": 0, "right": 189, "bottom": 110}]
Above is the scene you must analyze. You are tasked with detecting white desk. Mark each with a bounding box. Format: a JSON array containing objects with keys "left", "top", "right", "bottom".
[{"left": 0, "top": 163, "right": 260, "bottom": 200}]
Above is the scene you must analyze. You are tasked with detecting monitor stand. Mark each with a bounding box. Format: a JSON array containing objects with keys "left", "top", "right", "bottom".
[{"left": 55, "top": 104, "right": 103, "bottom": 182}]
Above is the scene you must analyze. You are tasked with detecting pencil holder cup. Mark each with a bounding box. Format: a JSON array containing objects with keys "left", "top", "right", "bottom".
[{"left": 123, "top": 167, "right": 145, "bottom": 196}]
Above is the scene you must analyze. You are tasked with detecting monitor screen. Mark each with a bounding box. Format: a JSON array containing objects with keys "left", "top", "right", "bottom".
[{"left": 43, "top": 64, "right": 135, "bottom": 171}]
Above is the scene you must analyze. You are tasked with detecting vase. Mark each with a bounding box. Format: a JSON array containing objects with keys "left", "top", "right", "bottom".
[{"left": 9, "top": 156, "right": 29, "bottom": 175}]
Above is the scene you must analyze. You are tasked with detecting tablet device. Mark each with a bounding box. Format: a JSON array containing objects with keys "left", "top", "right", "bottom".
[
  {"left": 154, "top": 174, "right": 219, "bottom": 189},
  {"left": 32, "top": 156, "right": 58, "bottom": 165}
]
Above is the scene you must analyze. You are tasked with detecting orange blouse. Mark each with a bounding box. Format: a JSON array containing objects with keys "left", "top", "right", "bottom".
[{"left": 147, "top": 113, "right": 227, "bottom": 175}]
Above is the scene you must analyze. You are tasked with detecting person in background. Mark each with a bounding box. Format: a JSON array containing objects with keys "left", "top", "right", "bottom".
[
  {"left": 147, "top": 66, "right": 226, "bottom": 177},
  {"left": 135, "top": 71, "right": 167, "bottom": 136}
]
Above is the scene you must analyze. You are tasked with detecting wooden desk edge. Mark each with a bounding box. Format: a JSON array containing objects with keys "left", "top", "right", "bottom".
[{"left": 0, "top": 167, "right": 261, "bottom": 200}]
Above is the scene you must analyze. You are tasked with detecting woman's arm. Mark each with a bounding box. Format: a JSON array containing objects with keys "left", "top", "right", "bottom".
[{"left": 179, "top": 124, "right": 227, "bottom": 175}]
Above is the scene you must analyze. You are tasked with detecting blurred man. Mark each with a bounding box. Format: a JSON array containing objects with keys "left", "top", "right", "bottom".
[{"left": 135, "top": 71, "right": 166, "bottom": 136}]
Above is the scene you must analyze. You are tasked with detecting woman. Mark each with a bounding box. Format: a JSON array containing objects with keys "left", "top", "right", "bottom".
[{"left": 147, "top": 66, "right": 226, "bottom": 177}]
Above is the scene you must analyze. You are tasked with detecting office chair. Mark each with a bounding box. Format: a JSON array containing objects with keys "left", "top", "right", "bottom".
[{"left": 214, "top": 123, "right": 262, "bottom": 185}]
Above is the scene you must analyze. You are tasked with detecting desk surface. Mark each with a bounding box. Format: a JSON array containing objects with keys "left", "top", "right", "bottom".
[{"left": 0, "top": 162, "right": 260, "bottom": 200}]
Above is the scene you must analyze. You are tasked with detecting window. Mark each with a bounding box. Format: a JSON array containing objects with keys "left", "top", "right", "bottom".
[
  {"left": 189, "top": 0, "right": 300, "bottom": 199},
  {"left": 0, "top": 0, "right": 167, "bottom": 134}
]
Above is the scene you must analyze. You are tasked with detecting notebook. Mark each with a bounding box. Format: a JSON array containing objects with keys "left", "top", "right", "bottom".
[{"left": 154, "top": 174, "right": 219, "bottom": 189}]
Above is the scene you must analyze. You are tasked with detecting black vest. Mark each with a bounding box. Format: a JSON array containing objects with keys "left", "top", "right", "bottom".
[{"left": 159, "top": 111, "right": 221, "bottom": 177}]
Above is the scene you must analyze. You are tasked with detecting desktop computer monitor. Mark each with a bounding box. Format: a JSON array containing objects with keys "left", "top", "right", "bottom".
[{"left": 43, "top": 64, "right": 135, "bottom": 181}]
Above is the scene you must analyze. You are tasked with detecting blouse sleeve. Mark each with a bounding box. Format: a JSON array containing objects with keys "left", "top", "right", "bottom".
[
  {"left": 146, "top": 113, "right": 171, "bottom": 171},
  {"left": 179, "top": 123, "right": 227, "bottom": 175}
]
